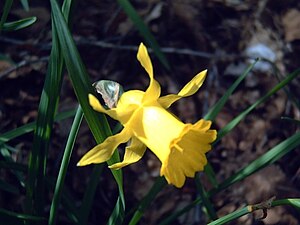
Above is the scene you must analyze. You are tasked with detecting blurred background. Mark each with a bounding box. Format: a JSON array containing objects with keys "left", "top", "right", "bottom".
[{"left": 0, "top": 0, "right": 300, "bottom": 224}]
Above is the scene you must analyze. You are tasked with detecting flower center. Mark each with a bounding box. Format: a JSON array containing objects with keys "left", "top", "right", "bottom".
[{"left": 131, "top": 105, "right": 185, "bottom": 163}]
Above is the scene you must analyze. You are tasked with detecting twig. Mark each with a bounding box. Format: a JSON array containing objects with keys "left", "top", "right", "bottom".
[
  {"left": 247, "top": 196, "right": 276, "bottom": 220},
  {"left": 0, "top": 56, "right": 49, "bottom": 79},
  {"left": 76, "top": 38, "right": 233, "bottom": 59},
  {"left": 0, "top": 36, "right": 235, "bottom": 59}
]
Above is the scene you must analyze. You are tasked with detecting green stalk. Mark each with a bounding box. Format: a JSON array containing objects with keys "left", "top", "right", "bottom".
[
  {"left": 25, "top": 17, "right": 64, "bottom": 215},
  {"left": 207, "top": 207, "right": 248, "bottom": 225},
  {"left": 50, "top": 0, "right": 125, "bottom": 224},
  {"left": 194, "top": 175, "right": 217, "bottom": 220},
  {"left": 0, "top": 0, "right": 13, "bottom": 31},
  {"left": 217, "top": 68, "right": 300, "bottom": 140},
  {"left": 48, "top": 106, "right": 83, "bottom": 225},
  {"left": 203, "top": 60, "right": 258, "bottom": 187},
  {"left": 128, "top": 177, "right": 167, "bottom": 225},
  {"left": 116, "top": 0, "right": 170, "bottom": 70},
  {"left": 158, "top": 197, "right": 203, "bottom": 225}
]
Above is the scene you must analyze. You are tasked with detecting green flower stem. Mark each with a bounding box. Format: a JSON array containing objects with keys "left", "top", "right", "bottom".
[
  {"left": 158, "top": 197, "right": 203, "bottom": 225},
  {"left": 48, "top": 106, "right": 83, "bottom": 225},
  {"left": 128, "top": 177, "right": 167, "bottom": 225},
  {"left": 116, "top": 0, "right": 170, "bottom": 70},
  {"left": 207, "top": 207, "right": 248, "bottom": 225},
  {"left": 50, "top": 0, "right": 125, "bottom": 224},
  {"left": 195, "top": 175, "right": 217, "bottom": 220},
  {"left": 203, "top": 59, "right": 258, "bottom": 187},
  {"left": 0, "top": 0, "right": 13, "bottom": 31}
]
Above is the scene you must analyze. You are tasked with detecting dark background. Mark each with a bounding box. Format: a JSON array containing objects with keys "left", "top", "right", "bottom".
[{"left": 0, "top": 1, "right": 300, "bottom": 224}]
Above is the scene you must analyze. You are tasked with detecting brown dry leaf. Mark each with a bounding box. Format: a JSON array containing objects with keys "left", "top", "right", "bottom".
[
  {"left": 282, "top": 9, "right": 300, "bottom": 42},
  {"left": 244, "top": 165, "right": 285, "bottom": 203},
  {"left": 145, "top": 2, "right": 164, "bottom": 23},
  {"left": 0, "top": 60, "right": 16, "bottom": 78},
  {"left": 239, "top": 119, "right": 267, "bottom": 152}
]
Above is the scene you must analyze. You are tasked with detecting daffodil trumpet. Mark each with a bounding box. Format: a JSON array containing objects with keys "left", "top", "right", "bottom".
[{"left": 78, "top": 43, "right": 217, "bottom": 188}]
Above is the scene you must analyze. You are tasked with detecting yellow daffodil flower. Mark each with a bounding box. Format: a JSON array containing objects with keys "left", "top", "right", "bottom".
[{"left": 78, "top": 43, "right": 217, "bottom": 188}]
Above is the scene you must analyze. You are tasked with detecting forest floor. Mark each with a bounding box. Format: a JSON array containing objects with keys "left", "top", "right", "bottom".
[{"left": 1, "top": 0, "right": 300, "bottom": 224}]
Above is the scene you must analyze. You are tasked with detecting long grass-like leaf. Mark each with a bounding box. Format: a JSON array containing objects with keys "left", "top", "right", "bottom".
[
  {"left": 20, "top": 0, "right": 29, "bottom": 11},
  {"left": 128, "top": 177, "right": 166, "bottom": 225},
  {"left": 0, "top": 145, "right": 25, "bottom": 189},
  {"left": 163, "top": 131, "right": 300, "bottom": 224},
  {"left": 0, "top": 179, "right": 19, "bottom": 194},
  {"left": 207, "top": 207, "right": 248, "bottom": 225},
  {"left": 25, "top": 0, "right": 75, "bottom": 216},
  {"left": 204, "top": 59, "right": 258, "bottom": 121},
  {"left": 0, "top": 0, "right": 13, "bottom": 31},
  {"left": 0, "top": 208, "right": 46, "bottom": 225},
  {"left": 194, "top": 175, "right": 217, "bottom": 220},
  {"left": 158, "top": 197, "right": 203, "bottom": 225},
  {"left": 116, "top": 0, "right": 170, "bottom": 70},
  {"left": 217, "top": 68, "right": 300, "bottom": 140},
  {"left": 48, "top": 106, "right": 83, "bottom": 225},
  {"left": 207, "top": 198, "right": 300, "bottom": 225},
  {"left": 45, "top": 177, "right": 79, "bottom": 224},
  {"left": 0, "top": 109, "right": 76, "bottom": 144},
  {"left": 2, "top": 17, "right": 37, "bottom": 31},
  {"left": 209, "top": 131, "right": 300, "bottom": 195},
  {"left": 50, "top": 0, "right": 125, "bottom": 224},
  {"left": 281, "top": 117, "right": 300, "bottom": 125},
  {"left": 203, "top": 61, "right": 257, "bottom": 189},
  {"left": 25, "top": 16, "right": 64, "bottom": 215},
  {"left": 273, "top": 198, "right": 300, "bottom": 209}
]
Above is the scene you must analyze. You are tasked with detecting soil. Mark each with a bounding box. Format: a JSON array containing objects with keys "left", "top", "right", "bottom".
[{"left": 0, "top": 1, "right": 300, "bottom": 225}]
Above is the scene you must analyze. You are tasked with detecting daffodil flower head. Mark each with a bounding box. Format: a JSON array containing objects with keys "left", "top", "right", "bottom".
[{"left": 78, "top": 43, "right": 217, "bottom": 188}]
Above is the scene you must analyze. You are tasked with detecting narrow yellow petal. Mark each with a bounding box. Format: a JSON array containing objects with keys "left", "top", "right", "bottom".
[
  {"left": 158, "top": 94, "right": 181, "bottom": 109},
  {"left": 89, "top": 94, "right": 106, "bottom": 112},
  {"left": 137, "top": 43, "right": 153, "bottom": 78},
  {"left": 137, "top": 43, "right": 161, "bottom": 103},
  {"left": 88, "top": 94, "right": 119, "bottom": 120},
  {"left": 89, "top": 93, "right": 138, "bottom": 124},
  {"left": 109, "top": 137, "right": 146, "bottom": 169},
  {"left": 178, "top": 69, "right": 207, "bottom": 96},
  {"left": 158, "top": 70, "right": 207, "bottom": 108},
  {"left": 77, "top": 128, "right": 132, "bottom": 166}
]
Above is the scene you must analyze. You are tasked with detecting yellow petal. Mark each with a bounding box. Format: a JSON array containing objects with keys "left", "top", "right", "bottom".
[
  {"left": 160, "top": 119, "right": 216, "bottom": 188},
  {"left": 89, "top": 94, "right": 107, "bottom": 113},
  {"left": 130, "top": 105, "right": 185, "bottom": 163},
  {"left": 89, "top": 94, "right": 137, "bottom": 124},
  {"left": 137, "top": 43, "right": 161, "bottom": 103},
  {"left": 89, "top": 94, "right": 118, "bottom": 120},
  {"left": 109, "top": 137, "right": 146, "bottom": 169},
  {"left": 158, "top": 70, "right": 207, "bottom": 108},
  {"left": 137, "top": 43, "right": 153, "bottom": 78},
  {"left": 77, "top": 128, "right": 132, "bottom": 166},
  {"left": 178, "top": 70, "right": 207, "bottom": 96}
]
